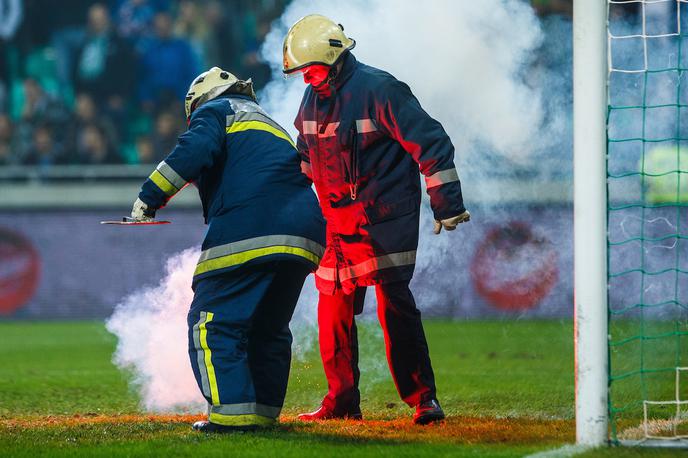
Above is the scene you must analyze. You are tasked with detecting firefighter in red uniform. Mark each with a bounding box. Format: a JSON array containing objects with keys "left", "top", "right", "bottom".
[{"left": 283, "top": 15, "right": 470, "bottom": 424}]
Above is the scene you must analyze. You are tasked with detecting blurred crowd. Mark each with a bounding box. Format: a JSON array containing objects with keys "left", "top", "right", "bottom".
[
  {"left": 0, "top": 0, "right": 640, "bottom": 169},
  {"left": 0, "top": 0, "right": 287, "bottom": 166}
]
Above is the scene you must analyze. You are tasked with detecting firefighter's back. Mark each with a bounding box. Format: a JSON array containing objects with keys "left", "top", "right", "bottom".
[{"left": 195, "top": 95, "right": 325, "bottom": 281}]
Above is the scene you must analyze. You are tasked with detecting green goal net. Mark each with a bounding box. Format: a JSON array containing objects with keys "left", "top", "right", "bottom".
[{"left": 607, "top": 0, "right": 688, "bottom": 445}]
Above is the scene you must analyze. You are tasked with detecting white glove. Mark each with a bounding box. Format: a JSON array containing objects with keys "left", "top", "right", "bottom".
[
  {"left": 131, "top": 198, "right": 155, "bottom": 222},
  {"left": 433, "top": 210, "right": 470, "bottom": 234}
]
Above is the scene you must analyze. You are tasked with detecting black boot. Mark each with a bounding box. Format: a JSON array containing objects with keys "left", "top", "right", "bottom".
[
  {"left": 297, "top": 404, "right": 363, "bottom": 421},
  {"left": 192, "top": 420, "right": 263, "bottom": 433},
  {"left": 413, "top": 399, "right": 445, "bottom": 425}
]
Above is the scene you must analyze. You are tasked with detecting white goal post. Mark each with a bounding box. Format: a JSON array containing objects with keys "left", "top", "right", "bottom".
[{"left": 573, "top": 0, "right": 609, "bottom": 447}]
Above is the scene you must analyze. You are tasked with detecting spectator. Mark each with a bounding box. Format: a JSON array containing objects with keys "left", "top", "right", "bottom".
[
  {"left": 0, "top": 114, "right": 15, "bottom": 165},
  {"left": 0, "top": 81, "right": 5, "bottom": 115},
  {"left": 73, "top": 124, "right": 121, "bottom": 164},
  {"left": 531, "top": 0, "right": 572, "bottom": 17},
  {"left": 115, "top": 0, "right": 159, "bottom": 51},
  {"left": 134, "top": 134, "right": 155, "bottom": 163},
  {"left": 203, "top": 0, "right": 243, "bottom": 72},
  {"left": 0, "top": 0, "right": 22, "bottom": 40},
  {"left": 151, "top": 109, "right": 182, "bottom": 161},
  {"left": 138, "top": 11, "right": 199, "bottom": 111},
  {"left": 241, "top": 13, "right": 272, "bottom": 89},
  {"left": 608, "top": 0, "right": 641, "bottom": 21},
  {"left": 14, "top": 78, "right": 69, "bottom": 160},
  {"left": 18, "top": 78, "right": 69, "bottom": 126},
  {"left": 174, "top": 0, "right": 211, "bottom": 67},
  {"left": 24, "top": 124, "right": 65, "bottom": 166},
  {"left": 73, "top": 3, "right": 135, "bottom": 137},
  {"left": 65, "top": 92, "right": 119, "bottom": 164},
  {"left": 47, "top": 0, "right": 98, "bottom": 93}
]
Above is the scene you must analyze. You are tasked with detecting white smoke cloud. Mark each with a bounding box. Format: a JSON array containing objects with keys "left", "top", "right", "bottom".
[
  {"left": 260, "top": 0, "right": 547, "bottom": 178},
  {"left": 107, "top": 0, "right": 558, "bottom": 412},
  {"left": 106, "top": 248, "right": 205, "bottom": 412}
]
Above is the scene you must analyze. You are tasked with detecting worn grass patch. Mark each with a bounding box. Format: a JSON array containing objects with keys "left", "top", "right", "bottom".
[
  {"left": 0, "top": 414, "right": 572, "bottom": 457},
  {"left": 0, "top": 414, "right": 574, "bottom": 445}
]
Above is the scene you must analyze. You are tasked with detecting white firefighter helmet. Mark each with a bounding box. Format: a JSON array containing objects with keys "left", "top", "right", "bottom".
[
  {"left": 282, "top": 14, "right": 356, "bottom": 74},
  {"left": 184, "top": 67, "right": 256, "bottom": 119}
]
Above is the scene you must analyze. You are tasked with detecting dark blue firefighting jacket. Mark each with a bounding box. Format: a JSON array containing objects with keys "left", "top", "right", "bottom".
[
  {"left": 139, "top": 94, "right": 326, "bottom": 285},
  {"left": 294, "top": 53, "right": 465, "bottom": 294}
]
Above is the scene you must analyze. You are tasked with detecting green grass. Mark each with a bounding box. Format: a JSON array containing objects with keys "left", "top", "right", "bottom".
[{"left": 0, "top": 320, "right": 678, "bottom": 456}]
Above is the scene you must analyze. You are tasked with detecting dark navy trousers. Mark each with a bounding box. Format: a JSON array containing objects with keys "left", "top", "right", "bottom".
[{"left": 187, "top": 260, "right": 310, "bottom": 427}]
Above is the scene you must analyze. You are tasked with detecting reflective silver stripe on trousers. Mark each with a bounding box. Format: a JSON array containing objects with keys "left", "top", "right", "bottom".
[
  {"left": 356, "top": 119, "right": 378, "bottom": 133},
  {"left": 301, "top": 120, "right": 340, "bottom": 137},
  {"left": 198, "top": 235, "right": 325, "bottom": 263},
  {"left": 316, "top": 250, "right": 417, "bottom": 282},
  {"left": 425, "top": 168, "right": 459, "bottom": 189},
  {"left": 210, "top": 402, "right": 282, "bottom": 419},
  {"left": 156, "top": 161, "right": 187, "bottom": 190},
  {"left": 192, "top": 311, "right": 211, "bottom": 399}
]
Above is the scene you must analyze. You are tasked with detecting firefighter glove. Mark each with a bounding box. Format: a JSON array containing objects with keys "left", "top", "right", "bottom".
[
  {"left": 433, "top": 210, "right": 470, "bottom": 234},
  {"left": 131, "top": 197, "right": 156, "bottom": 222}
]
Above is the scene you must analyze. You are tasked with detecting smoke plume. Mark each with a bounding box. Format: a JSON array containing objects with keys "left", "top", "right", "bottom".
[
  {"left": 106, "top": 248, "right": 206, "bottom": 411},
  {"left": 261, "top": 0, "right": 552, "bottom": 190}
]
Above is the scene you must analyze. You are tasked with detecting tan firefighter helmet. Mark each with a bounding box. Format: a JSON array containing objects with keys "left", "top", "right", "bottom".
[
  {"left": 184, "top": 67, "right": 256, "bottom": 120},
  {"left": 282, "top": 14, "right": 356, "bottom": 74}
]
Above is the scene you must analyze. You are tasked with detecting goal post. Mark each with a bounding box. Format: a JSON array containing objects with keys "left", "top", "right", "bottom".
[
  {"left": 579, "top": 0, "right": 688, "bottom": 448},
  {"left": 573, "top": 0, "right": 610, "bottom": 447}
]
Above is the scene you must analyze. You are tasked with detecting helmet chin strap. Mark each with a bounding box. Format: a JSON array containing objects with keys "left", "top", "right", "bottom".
[{"left": 312, "top": 64, "right": 338, "bottom": 92}]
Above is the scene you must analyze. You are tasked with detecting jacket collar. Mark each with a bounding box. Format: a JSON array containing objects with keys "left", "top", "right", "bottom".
[
  {"left": 313, "top": 52, "right": 358, "bottom": 99},
  {"left": 332, "top": 52, "right": 357, "bottom": 90}
]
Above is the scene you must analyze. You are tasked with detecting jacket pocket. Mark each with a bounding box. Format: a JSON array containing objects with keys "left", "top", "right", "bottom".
[
  {"left": 339, "top": 123, "right": 358, "bottom": 184},
  {"left": 364, "top": 195, "right": 419, "bottom": 225}
]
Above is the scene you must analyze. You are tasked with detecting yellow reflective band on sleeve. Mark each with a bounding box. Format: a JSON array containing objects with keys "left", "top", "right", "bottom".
[
  {"left": 149, "top": 170, "right": 179, "bottom": 196},
  {"left": 227, "top": 121, "right": 295, "bottom": 148},
  {"left": 209, "top": 412, "right": 276, "bottom": 427},
  {"left": 199, "top": 312, "right": 220, "bottom": 405},
  {"left": 194, "top": 245, "right": 321, "bottom": 277},
  {"left": 156, "top": 161, "right": 187, "bottom": 189}
]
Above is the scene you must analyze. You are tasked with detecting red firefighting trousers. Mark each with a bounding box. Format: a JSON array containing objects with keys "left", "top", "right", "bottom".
[{"left": 317, "top": 280, "right": 437, "bottom": 413}]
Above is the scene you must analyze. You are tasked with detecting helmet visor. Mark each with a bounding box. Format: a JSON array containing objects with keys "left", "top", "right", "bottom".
[{"left": 286, "top": 64, "right": 331, "bottom": 87}]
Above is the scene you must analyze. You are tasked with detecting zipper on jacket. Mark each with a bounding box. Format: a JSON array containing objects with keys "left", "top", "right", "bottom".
[
  {"left": 318, "top": 85, "right": 337, "bottom": 135},
  {"left": 348, "top": 125, "right": 359, "bottom": 200},
  {"left": 342, "top": 123, "right": 359, "bottom": 201}
]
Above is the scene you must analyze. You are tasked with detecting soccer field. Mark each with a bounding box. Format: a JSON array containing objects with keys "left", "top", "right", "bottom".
[{"left": 0, "top": 320, "right": 675, "bottom": 457}]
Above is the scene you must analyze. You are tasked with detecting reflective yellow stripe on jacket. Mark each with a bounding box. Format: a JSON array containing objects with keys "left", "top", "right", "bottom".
[
  {"left": 226, "top": 109, "right": 295, "bottom": 148},
  {"left": 194, "top": 235, "right": 324, "bottom": 277}
]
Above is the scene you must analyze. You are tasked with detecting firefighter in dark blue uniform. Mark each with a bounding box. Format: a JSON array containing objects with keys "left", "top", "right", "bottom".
[
  {"left": 283, "top": 15, "right": 470, "bottom": 424},
  {"left": 130, "top": 67, "right": 326, "bottom": 432}
]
